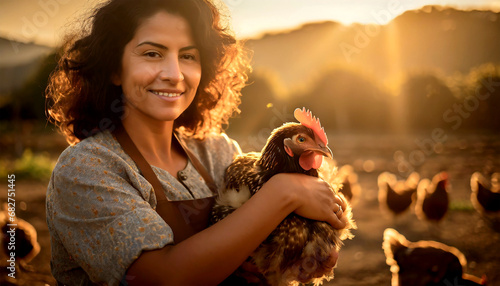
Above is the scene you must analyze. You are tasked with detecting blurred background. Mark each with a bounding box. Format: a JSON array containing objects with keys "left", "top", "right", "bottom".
[{"left": 0, "top": 0, "right": 499, "bottom": 285}]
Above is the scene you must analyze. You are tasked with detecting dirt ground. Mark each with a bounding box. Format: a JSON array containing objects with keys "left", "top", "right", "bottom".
[{"left": 1, "top": 132, "right": 499, "bottom": 285}]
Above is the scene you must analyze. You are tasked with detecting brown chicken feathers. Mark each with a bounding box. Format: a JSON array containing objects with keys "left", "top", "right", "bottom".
[
  {"left": 211, "top": 108, "right": 355, "bottom": 286},
  {"left": 383, "top": 228, "right": 487, "bottom": 286},
  {"left": 470, "top": 172, "right": 500, "bottom": 231}
]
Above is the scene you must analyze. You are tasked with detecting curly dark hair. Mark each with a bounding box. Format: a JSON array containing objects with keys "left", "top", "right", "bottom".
[{"left": 46, "top": 0, "right": 250, "bottom": 145}]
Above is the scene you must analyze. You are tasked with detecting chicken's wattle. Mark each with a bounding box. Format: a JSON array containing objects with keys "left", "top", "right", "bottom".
[{"left": 299, "top": 151, "right": 324, "bottom": 170}]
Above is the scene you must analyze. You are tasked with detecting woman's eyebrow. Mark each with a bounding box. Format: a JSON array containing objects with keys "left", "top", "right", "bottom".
[
  {"left": 180, "top": 45, "right": 198, "bottom": 52},
  {"left": 137, "top": 41, "right": 167, "bottom": 50},
  {"left": 136, "top": 41, "right": 198, "bottom": 52}
]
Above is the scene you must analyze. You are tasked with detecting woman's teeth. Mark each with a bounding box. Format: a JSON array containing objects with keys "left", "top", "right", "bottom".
[{"left": 151, "top": 91, "right": 182, "bottom": 97}]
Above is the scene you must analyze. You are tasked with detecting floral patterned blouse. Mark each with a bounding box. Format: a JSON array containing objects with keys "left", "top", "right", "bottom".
[{"left": 46, "top": 130, "right": 241, "bottom": 285}]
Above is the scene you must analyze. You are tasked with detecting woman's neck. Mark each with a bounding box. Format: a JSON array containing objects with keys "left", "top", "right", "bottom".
[{"left": 121, "top": 112, "right": 187, "bottom": 175}]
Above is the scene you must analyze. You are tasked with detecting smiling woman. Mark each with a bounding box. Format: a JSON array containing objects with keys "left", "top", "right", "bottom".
[
  {"left": 46, "top": 0, "right": 247, "bottom": 145},
  {"left": 43, "top": 0, "right": 348, "bottom": 285}
]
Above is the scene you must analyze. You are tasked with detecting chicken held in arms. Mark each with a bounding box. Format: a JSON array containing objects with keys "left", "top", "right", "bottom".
[{"left": 211, "top": 108, "right": 355, "bottom": 286}]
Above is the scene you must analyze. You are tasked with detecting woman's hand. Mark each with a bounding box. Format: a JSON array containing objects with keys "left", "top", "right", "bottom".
[{"left": 265, "top": 173, "right": 347, "bottom": 229}]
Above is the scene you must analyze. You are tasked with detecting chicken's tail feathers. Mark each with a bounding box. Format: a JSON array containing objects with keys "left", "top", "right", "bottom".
[
  {"left": 382, "top": 228, "right": 408, "bottom": 273},
  {"left": 416, "top": 178, "right": 431, "bottom": 199},
  {"left": 470, "top": 172, "right": 488, "bottom": 215},
  {"left": 406, "top": 171, "right": 421, "bottom": 189},
  {"left": 470, "top": 172, "right": 487, "bottom": 194},
  {"left": 414, "top": 178, "right": 433, "bottom": 221},
  {"left": 492, "top": 173, "right": 500, "bottom": 187},
  {"left": 378, "top": 172, "right": 396, "bottom": 190},
  {"left": 471, "top": 172, "right": 500, "bottom": 194},
  {"left": 377, "top": 172, "right": 396, "bottom": 207}
]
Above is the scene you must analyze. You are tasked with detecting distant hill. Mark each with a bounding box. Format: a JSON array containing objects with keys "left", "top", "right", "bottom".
[
  {"left": 230, "top": 6, "right": 500, "bottom": 136},
  {"left": 246, "top": 6, "right": 500, "bottom": 92},
  {"left": 0, "top": 37, "right": 53, "bottom": 94}
]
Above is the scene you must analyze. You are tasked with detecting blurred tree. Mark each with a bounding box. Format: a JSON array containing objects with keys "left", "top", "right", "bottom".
[
  {"left": 0, "top": 52, "right": 58, "bottom": 156},
  {"left": 462, "top": 64, "right": 500, "bottom": 131},
  {"left": 293, "top": 67, "right": 392, "bottom": 132},
  {"left": 0, "top": 52, "right": 58, "bottom": 121},
  {"left": 399, "top": 71, "right": 456, "bottom": 131},
  {"left": 226, "top": 70, "right": 290, "bottom": 148}
]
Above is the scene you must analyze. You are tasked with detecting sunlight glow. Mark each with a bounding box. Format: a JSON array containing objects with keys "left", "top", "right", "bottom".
[
  {"left": 224, "top": 0, "right": 500, "bottom": 38},
  {"left": 0, "top": 0, "right": 498, "bottom": 45}
]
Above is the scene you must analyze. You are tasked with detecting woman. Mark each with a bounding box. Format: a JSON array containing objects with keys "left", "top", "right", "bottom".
[{"left": 45, "top": 0, "right": 347, "bottom": 285}]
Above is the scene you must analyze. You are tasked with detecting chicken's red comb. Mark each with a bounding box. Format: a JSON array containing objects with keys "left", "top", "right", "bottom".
[{"left": 294, "top": 107, "right": 328, "bottom": 146}]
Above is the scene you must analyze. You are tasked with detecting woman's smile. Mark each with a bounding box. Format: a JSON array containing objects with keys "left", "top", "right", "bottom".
[
  {"left": 151, "top": 91, "right": 182, "bottom": 98},
  {"left": 150, "top": 89, "right": 184, "bottom": 101}
]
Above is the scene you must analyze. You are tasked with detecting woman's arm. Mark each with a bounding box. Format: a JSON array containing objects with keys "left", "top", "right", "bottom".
[{"left": 126, "top": 173, "right": 346, "bottom": 285}]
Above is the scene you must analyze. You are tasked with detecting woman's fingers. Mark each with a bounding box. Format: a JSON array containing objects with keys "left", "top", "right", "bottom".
[
  {"left": 334, "top": 203, "right": 343, "bottom": 218},
  {"left": 334, "top": 193, "right": 347, "bottom": 211},
  {"left": 328, "top": 193, "right": 348, "bottom": 229},
  {"left": 327, "top": 210, "right": 346, "bottom": 229},
  {"left": 286, "top": 175, "right": 349, "bottom": 229}
]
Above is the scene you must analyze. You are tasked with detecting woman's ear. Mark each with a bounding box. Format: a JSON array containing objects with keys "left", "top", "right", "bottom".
[{"left": 111, "top": 72, "right": 121, "bottom": 86}]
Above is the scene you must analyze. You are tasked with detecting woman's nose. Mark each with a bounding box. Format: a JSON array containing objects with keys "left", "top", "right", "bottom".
[{"left": 159, "top": 57, "right": 184, "bottom": 83}]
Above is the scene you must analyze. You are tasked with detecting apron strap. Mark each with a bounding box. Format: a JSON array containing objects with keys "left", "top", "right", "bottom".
[
  {"left": 173, "top": 133, "right": 218, "bottom": 195},
  {"left": 113, "top": 125, "right": 217, "bottom": 200},
  {"left": 113, "top": 125, "right": 168, "bottom": 201},
  {"left": 113, "top": 125, "right": 216, "bottom": 243}
]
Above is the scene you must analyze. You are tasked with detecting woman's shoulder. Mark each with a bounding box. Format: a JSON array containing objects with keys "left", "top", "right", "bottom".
[
  {"left": 204, "top": 132, "right": 241, "bottom": 152},
  {"left": 55, "top": 130, "right": 125, "bottom": 170},
  {"left": 178, "top": 130, "right": 242, "bottom": 156},
  {"left": 176, "top": 131, "right": 242, "bottom": 187}
]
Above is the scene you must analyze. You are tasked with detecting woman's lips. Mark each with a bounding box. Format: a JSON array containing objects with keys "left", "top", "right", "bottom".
[{"left": 150, "top": 90, "right": 183, "bottom": 98}]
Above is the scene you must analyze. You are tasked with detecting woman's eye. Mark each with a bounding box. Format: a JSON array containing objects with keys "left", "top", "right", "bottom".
[
  {"left": 144, "top": 51, "right": 161, "bottom": 58},
  {"left": 180, "top": 54, "right": 197, "bottom": 61},
  {"left": 297, "top": 136, "right": 306, "bottom": 143}
]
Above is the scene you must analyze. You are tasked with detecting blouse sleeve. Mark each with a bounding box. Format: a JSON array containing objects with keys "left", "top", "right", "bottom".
[{"left": 46, "top": 140, "right": 173, "bottom": 285}]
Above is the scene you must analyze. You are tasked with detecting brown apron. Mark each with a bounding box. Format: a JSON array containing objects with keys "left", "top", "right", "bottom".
[
  {"left": 114, "top": 127, "right": 253, "bottom": 285},
  {"left": 113, "top": 125, "right": 216, "bottom": 244}
]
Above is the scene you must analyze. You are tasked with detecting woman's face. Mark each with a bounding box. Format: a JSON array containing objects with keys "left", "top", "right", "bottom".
[{"left": 113, "top": 11, "right": 201, "bottom": 124}]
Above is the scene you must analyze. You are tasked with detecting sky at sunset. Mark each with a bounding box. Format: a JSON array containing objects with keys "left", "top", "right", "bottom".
[
  {"left": 226, "top": 0, "right": 500, "bottom": 37},
  {"left": 0, "top": 0, "right": 499, "bottom": 46}
]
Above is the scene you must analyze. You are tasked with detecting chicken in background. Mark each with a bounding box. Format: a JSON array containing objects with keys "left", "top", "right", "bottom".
[
  {"left": 211, "top": 108, "right": 356, "bottom": 286},
  {"left": 382, "top": 228, "right": 487, "bottom": 286},
  {"left": 470, "top": 172, "right": 500, "bottom": 232},
  {"left": 0, "top": 203, "right": 40, "bottom": 271},
  {"left": 378, "top": 172, "right": 420, "bottom": 219},
  {"left": 337, "top": 164, "right": 361, "bottom": 206},
  {"left": 415, "top": 171, "right": 449, "bottom": 226}
]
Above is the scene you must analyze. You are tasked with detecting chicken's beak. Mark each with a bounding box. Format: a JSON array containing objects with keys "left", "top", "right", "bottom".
[{"left": 305, "top": 145, "right": 333, "bottom": 159}]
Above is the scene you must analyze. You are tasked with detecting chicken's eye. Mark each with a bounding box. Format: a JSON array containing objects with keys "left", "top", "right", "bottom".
[{"left": 297, "top": 136, "right": 306, "bottom": 143}]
